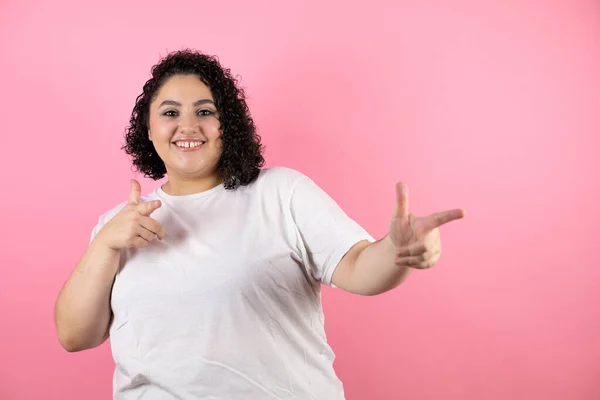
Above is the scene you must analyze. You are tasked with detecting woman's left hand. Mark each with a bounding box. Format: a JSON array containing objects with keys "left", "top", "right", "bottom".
[{"left": 390, "top": 182, "right": 465, "bottom": 269}]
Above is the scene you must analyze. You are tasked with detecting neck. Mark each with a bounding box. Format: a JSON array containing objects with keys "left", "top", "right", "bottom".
[{"left": 161, "top": 172, "right": 224, "bottom": 196}]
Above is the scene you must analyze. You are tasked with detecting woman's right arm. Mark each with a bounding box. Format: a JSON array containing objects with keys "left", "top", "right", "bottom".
[
  {"left": 54, "top": 180, "right": 165, "bottom": 352},
  {"left": 54, "top": 240, "right": 122, "bottom": 352}
]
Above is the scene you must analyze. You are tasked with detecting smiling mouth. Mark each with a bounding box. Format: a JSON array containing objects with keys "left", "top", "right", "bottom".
[{"left": 173, "top": 140, "right": 206, "bottom": 149}]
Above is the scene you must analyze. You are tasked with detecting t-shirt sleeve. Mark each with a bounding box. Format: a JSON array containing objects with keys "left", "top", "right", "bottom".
[
  {"left": 88, "top": 202, "right": 127, "bottom": 244},
  {"left": 289, "top": 175, "right": 376, "bottom": 286},
  {"left": 89, "top": 215, "right": 105, "bottom": 244}
]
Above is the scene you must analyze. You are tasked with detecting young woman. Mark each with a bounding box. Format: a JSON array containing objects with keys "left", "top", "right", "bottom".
[{"left": 54, "top": 49, "right": 465, "bottom": 399}]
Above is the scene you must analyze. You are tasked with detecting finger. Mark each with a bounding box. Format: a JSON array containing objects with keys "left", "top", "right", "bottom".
[
  {"left": 137, "top": 199, "right": 162, "bottom": 216},
  {"left": 417, "top": 259, "right": 435, "bottom": 269},
  {"left": 128, "top": 179, "right": 142, "bottom": 205},
  {"left": 396, "top": 243, "right": 426, "bottom": 257},
  {"left": 394, "top": 182, "right": 409, "bottom": 218},
  {"left": 136, "top": 226, "right": 156, "bottom": 242},
  {"left": 420, "top": 208, "right": 465, "bottom": 231},
  {"left": 131, "top": 236, "right": 150, "bottom": 248},
  {"left": 396, "top": 256, "right": 437, "bottom": 269},
  {"left": 428, "top": 251, "right": 441, "bottom": 265},
  {"left": 395, "top": 256, "right": 423, "bottom": 267},
  {"left": 139, "top": 217, "right": 166, "bottom": 240}
]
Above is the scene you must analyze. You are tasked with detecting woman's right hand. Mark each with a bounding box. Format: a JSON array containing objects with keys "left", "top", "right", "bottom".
[{"left": 95, "top": 179, "right": 165, "bottom": 250}]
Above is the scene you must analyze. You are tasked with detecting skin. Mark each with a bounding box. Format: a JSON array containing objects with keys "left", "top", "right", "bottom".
[
  {"left": 149, "top": 74, "right": 225, "bottom": 195},
  {"left": 54, "top": 73, "right": 465, "bottom": 352},
  {"left": 54, "top": 74, "right": 224, "bottom": 351},
  {"left": 332, "top": 182, "right": 465, "bottom": 295}
]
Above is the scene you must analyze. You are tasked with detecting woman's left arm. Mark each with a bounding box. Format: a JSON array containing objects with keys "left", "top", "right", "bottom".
[{"left": 332, "top": 182, "right": 465, "bottom": 296}]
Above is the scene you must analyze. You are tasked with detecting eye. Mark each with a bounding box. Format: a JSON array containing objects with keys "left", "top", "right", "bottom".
[
  {"left": 198, "top": 109, "right": 214, "bottom": 117},
  {"left": 163, "top": 110, "right": 178, "bottom": 117}
]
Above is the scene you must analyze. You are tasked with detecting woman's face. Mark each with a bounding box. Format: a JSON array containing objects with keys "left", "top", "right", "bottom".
[{"left": 148, "top": 74, "right": 223, "bottom": 181}]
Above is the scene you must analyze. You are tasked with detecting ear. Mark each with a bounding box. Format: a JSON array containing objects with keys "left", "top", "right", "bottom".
[{"left": 148, "top": 129, "right": 153, "bottom": 141}]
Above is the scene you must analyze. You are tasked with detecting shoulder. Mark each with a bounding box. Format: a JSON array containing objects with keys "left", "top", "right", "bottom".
[
  {"left": 239, "top": 167, "right": 319, "bottom": 206},
  {"left": 247, "top": 166, "right": 338, "bottom": 210},
  {"left": 95, "top": 201, "right": 126, "bottom": 226},
  {"left": 253, "top": 166, "right": 312, "bottom": 190}
]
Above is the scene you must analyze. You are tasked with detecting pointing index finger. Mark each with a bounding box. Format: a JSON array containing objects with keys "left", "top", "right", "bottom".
[
  {"left": 137, "top": 199, "right": 162, "bottom": 217},
  {"left": 421, "top": 208, "right": 465, "bottom": 231}
]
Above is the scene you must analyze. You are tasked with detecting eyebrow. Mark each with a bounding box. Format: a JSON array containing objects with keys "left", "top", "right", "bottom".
[{"left": 158, "top": 99, "right": 215, "bottom": 107}]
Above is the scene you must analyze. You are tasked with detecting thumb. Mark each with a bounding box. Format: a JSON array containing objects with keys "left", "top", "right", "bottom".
[
  {"left": 137, "top": 199, "right": 162, "bottom": 216},
  {"left": 128, "top": 179, "right": 141, "bottom": 205},
  {"left": 394, "top": 182, "right": 409, "bottom": 218}
]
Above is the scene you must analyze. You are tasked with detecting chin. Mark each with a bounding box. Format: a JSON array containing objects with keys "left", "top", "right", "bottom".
[{"left": 170, "top": 164, "right": 217, "bottom": 178}]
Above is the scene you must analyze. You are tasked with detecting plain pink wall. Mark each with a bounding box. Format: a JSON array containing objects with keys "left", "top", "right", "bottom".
[{"left": 1, "top": 0, "right": 598, "bottom": 399}]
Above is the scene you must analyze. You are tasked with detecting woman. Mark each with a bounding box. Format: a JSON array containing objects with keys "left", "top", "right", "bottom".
[{"left": 54, "top": 49, "right": 464, "bottom": 399}]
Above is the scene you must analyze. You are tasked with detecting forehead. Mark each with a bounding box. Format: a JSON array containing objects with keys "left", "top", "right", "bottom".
[{"left": 154, "top": 74, "right": 214, "bottom": 102}]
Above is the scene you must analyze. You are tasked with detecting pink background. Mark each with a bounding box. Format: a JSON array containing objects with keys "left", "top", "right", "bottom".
[{"left": 1, "top": 0, "right": 599, "bottom": 399}]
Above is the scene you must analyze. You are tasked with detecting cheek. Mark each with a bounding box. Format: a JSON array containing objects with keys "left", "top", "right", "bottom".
[
  {"left": 209, "top": 125, "right": 224, "bottom": 148},
  {"left": 149, "top": 121, "right": 174, "bottom": 142}
]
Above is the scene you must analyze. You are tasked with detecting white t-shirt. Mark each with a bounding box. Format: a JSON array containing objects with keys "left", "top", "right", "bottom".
[{"left": 90, "top": 166, "right": 375, "bottom": 400}]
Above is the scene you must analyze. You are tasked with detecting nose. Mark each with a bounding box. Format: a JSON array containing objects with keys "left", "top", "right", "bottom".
[{"left": 178, "top": 112, "right": 200, "bottom": 135}]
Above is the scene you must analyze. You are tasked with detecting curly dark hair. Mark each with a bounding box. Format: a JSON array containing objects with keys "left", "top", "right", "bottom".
[{"left": 122, "top": 49, "right": 264, "bottom": 190}]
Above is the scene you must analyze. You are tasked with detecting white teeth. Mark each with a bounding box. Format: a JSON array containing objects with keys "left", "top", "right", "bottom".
[{"left": 175, "top": 141, "right": 203, "bottom": 148}]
